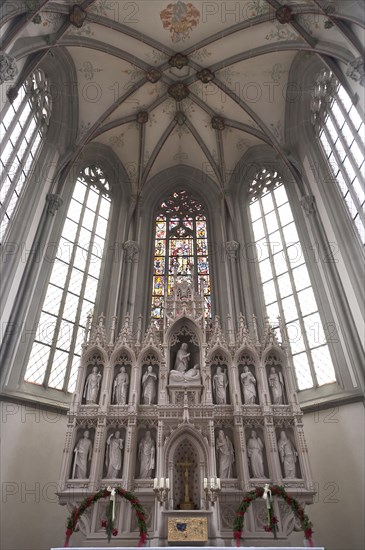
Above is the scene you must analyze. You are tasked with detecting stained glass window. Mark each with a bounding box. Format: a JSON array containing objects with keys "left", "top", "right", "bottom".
[
  {"left": 312, "top": 69, "right": 365, "bottom": 244},
  {"left": 249, "top": 168, "right": 336, "bottom": 390},
  {"left": 151, "top": 190, "right": 211, "bottom": 319},
  {"left": 0, "top": 69, "right": 51, "bottom": 242},
  {"left": 24, "top": 166, "right": 111, "bottom": 393}
]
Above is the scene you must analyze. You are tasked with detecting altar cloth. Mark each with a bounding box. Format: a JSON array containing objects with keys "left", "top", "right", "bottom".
[{"left": 51, "top": 546, "right": 324, "bottom": 549}]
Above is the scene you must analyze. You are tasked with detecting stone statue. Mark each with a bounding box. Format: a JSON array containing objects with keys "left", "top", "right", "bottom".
[
  {"left": 174, "top": 342, "right": 190, "bottom": 372},
  {"left": 216, "top": 429, "right": 235, "bottom": 478},
  {"left": 72, "top": 430, "right": 93, "bottom": 479},
  {"left": 83, "top": 366, "right": 102, "bottom": 404},
  {"left": 213, "top": 366, "right": 228, "bottom": 404},
  {"left": 268, "top": 366, "right": 285, "bottom": 404},
  {"left": 240, "top": 366, "right": 257, "bottom": 404},
  {"left": 169, "top": 364, "right": 201, "bottom": 385},
  {"left": 142, "top": 365, "right": 158, "bottom": 404},
  {"left": 138, "top": 431, "right": 155, "bottom": 478},
  {"left": 105, "top": 431, "right": 124, "bottom": 478},
  {"left": 247, "top": 430, "right": 265, "bottom": 478},
  {"left": 278, "top": 431, "right": 298, "bottom": 478},
  {"left": 112, "top": 366, "right": 129, "bottom": 405}
]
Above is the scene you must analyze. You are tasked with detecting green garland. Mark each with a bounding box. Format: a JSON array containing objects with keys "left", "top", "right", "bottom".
[
  {"left": 233, "top": 484, "right": 314, "bottom": 547},
  {"left": 64, "top": 486, "right": 148, "bottom": 546}
]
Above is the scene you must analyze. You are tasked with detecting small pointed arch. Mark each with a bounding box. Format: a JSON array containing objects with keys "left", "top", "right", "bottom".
[
  {"left": 206, "top": 346, "right": 232, "bottom": 365},
  {"left": 262, "top": 344, "right": 287, "bottom": 366},
  {"left": 164, "top": 424, "right": 210, "bottom": 467},
  {"left": 167, "top": 317, "right": 202, "bottom": 349},
  {"left": 138, "top": 346, "right": 163, "bottom": 367},
  {"left": 110, "top": 346, "right": 136, "bottom": 366},
  {"left": 82, "top": 346, "right": 108, "bottom": 366},
  {"left": 234, "top": 346, "right": 260, "bottom": 367}
]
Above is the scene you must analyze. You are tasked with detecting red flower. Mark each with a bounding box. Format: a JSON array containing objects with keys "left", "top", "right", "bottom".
[
  {"left": 137, "top": 511, "right": 145, "bottom": 520},
  {"left": 271, "top": 516, "right": 279, "bottom": 525},
  {"left": 112, "top": 529, "right": 118, "bottom": 536},
  {"left": 264, "top": 525, "right": 272, "bottom": 532},
  {"left": 101, "top": 520, "right": 107, "bottom": 528}
]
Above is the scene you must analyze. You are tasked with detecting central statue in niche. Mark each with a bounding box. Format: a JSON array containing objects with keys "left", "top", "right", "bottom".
[{"left": 169, "top": 342, "right": 201, "bottom": 385}]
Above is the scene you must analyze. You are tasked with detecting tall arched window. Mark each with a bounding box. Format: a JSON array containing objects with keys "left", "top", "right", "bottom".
[
  {"left": 24, "top": 166, "right": 111, "bottom": 393},
  {"left": 0, "top": 69, "right": 51, "bottom": 242},
  {"left": 311, "top": 69, "right": 365, "bottom": 245},
  {"left": 151, "top": 190, "right": 211, "bottom": 319},
  {"left": 249, "top": 168, "right": 336, "bottom": 390}
]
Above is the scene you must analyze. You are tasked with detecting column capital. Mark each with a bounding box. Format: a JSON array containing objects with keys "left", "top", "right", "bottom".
[
  {"left": 46, "top": 193, "right": 63, "bottom": 215},
  {"left": 0, "top": 53, "right": 18, "bottom": 85},
  {"left": 300, "top": 195, "right": 316, "bottom": 216}
]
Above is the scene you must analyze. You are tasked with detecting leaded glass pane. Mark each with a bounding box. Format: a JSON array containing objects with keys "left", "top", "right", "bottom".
[
  {"left": 315, "top": 71, "right": 365, "bottom": 244},
  {"left": 0, "top": 69, "right": 50, "bottom": 242},
  {"left": 249, "top": 168, "right": 336, "bottom": 390},
  {"left": 151, "top": 190, "right": 211, "bottom": 319},
  {"left": 24, "top": 166, "right": 111, "bottom": 391}
]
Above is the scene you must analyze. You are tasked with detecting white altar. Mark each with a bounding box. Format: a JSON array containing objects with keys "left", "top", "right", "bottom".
[
  {"left": 57, "top": 279, "right": 316, "bottom": 546},
  {"left": 52, "top": 547, "right": 324, "bottom": 549}
]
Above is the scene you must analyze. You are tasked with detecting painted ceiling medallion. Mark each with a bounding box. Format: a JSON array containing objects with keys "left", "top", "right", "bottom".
[
  {"left": 211, "top": 116, "right": 225, "bottom": 131},
  {"left": 69, "top": 5, "right": 87, "bottom": 28},
  {"left": 160, "top": 1, "right": 200, "bottom": 43},
  {"left": 197, "top": 69, "right": 214, "bottom": 84},
  {"left": 146, "top": 68, "right": 162, "bottom": 83},
  {"left": 169, "top": 53, "right": 189, "bottom": 70},
  {"left": 275, "top": 5, "right": 294, "bottom": 24},
  {"left": 175, "top": 111, "right": 187, "bottom": 126},
  {"left": 137, "top": 111, "right": 149, "bottom": 124},
  {"left": 168, "top": 82, "right": 190, "bottom": 102}
]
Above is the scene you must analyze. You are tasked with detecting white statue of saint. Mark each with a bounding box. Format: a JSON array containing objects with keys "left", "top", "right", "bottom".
[
  {"left": 113, "top": 366, "right": 129, "bottom": 405},
  {"left": 138, "top": 430, "right": 155, "bottom": 478},
  {"left": 72, "top": 430, "right": 93, "bottom": 479},
  {"left": 268, "top": 366, "right": 285, "bottom": 404},
  {"left": 216, "top": 429, "right": 235, "bottom": 478},
  {"left": 278, "top": 430, "right": 298, "bottom": 478},
  {"left": 174, "top": 343, "right": 190, "bottom": 372},
  {"left": 240, "top": 366, "right": 257, "bottom": 404},
  {"left": 83, "top": 366, "right": 102, "bottom": 404},
  {"left": 169, "top": 364, "right": 201, "bottom": 385},
  {"left": 213, "top": 366, "right": 228, "bottom": 404},
  {"left": 247, "top": 430, "right": 265, "bottom": 478},
  {"left": 105, "top": 431, "right": 124, "bottom": 478},
  {"left": 141, "top": 365, "right": 158, "bottom": 404}
]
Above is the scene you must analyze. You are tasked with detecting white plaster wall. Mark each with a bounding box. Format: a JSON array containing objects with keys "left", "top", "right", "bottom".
[{"left": 1, "top": 400, "right": 364, "bottom": 550}]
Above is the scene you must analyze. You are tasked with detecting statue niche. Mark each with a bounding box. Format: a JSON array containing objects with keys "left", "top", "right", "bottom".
[
  {"left": 173, "top": 439, "right": 200, "bottom": 510},
  {"left": 103, "top": 427, "right": 125, "bottom": 479},
  {"left": 211, "top": 364, "right": 229, "bottom": 404},
  {"left": 169, "top": 330, "right": 199, "bottom": 386},
  {"left": 82, "top": 361, "right": 103, "bottom": 405},
  {"left": 141, "top": 364, "right": 158, "bottom": 404},
  {"left": 276, "top": 429, "right": 301, "bottom": 479},
  {"left": 239, "top": 364, "right": 258, "bottom": 405},
  {"left": 70, "top": 427, "right": 95, "bottom": 479},
  {"left": 266, "top": 360, "right": 286, "bottom": 405},
  {"left": 112, "top": 364, "right": 130, "bottom": 405}
]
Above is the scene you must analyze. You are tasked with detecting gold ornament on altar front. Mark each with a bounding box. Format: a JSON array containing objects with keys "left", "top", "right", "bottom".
[{"left": 168, "top": 517, "right": 208, "bottom": 542}]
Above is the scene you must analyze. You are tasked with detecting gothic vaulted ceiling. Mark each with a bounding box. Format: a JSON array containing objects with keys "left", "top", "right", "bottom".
[{"left": 3, "top": 0, "right": 364, "bottom": 192}]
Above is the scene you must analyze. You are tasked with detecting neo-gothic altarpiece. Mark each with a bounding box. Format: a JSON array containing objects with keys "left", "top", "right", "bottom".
[{"left": 58, "top": 279, "right": 315, "bottom": 546}]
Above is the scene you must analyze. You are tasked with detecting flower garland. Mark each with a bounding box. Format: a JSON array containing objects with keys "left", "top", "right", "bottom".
[
  {"left": 64, "top": 486, "right": 148, "bottom": 547},
  {"left": 233, "top": 484, "right": 314, "bottom": 547}
]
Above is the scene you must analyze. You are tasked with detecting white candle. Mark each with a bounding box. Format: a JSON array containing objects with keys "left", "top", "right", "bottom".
[
  {"left": 203, "top": 478, "right": 207, "bottom": 490},
  {"left": 166, "top": 478, "right": 170, "bottom": 490},
  {"left": 217, "top": 478, "right": 221, "bottom": 490},
  {"left": 154, "top": 478, "right": 158, "bottom": 489},
  {"left": 210, "top": 477, "right": 214, "bottom": 489},
  {"left": 160, "top": 477, "right": 165, "bottom": 489}
]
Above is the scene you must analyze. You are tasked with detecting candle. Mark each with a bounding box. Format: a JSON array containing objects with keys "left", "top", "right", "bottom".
[
  {"left": 203, "top": 478, "right": 207, "bottom": 490},
  {"left": 210, "top": 477, "right": 215, "bottom": 489},
  {"left": 154, "top": 478, "right": 158, "bottom": 489},
  {"left": 217, "top": 478, "right": 221, "bottom": 490},
  {"left": 166, "top": 478, "right": 170, "bottom": 490},
  {"left": 160, "top": 477, "right": 165, "bottom": 489}
]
